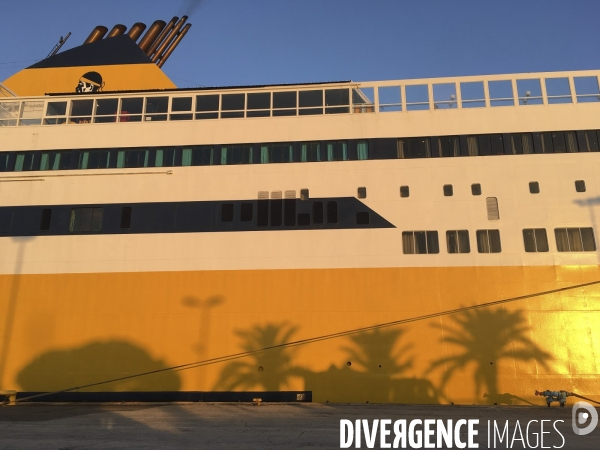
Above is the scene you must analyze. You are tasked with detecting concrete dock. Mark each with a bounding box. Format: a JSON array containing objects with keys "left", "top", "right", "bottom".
[{"left": 0, "top": 403, "right": 598, "bottom": 449}]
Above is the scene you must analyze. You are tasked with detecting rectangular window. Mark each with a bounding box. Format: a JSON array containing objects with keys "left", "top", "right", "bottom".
[
  {"left": 94, "top": 98, "right": 118, "bottom": 123},
  {"left": 40, "top": 209, "right": 52, "bottom": 231},
  {"left": 120, "top": 207, "right": 132, "bottom": 229},
  {"left": 356, "top": 212, "right": 369, "bottom": 225},
  {"left": 575, "top": 180, "right": 586, "bottom": 192},
  {"left": 192, "top": 146, "right": 214, "bottom": 166},
  {"left": 399, "top": 138, "right": 430, "bottom": 158},
  {"left": 443, "top": 185, "right": 453, "bottom": 196},
  {"left": 486, "top": 197, "right": 499, "bottom": 220},
  {"left": 529, "top": 182, "right": 540, "bottom": 194},
  {"left": 144, "top": 97, "right": 168, "bottom": 121},
  {"left": 438, "top": 136, "right": 460, "bottom": 157},
  {"left": 69, "top": 207, "right": 103, "bottom": 232},
  {"left": 523, "top": 228, "right": 549, "bottom": 252},
  {"left": 299, "top": 90, "right": 323, "bottom": 115},
  {"left": 284, "top": 199, "right": 296, "bottom": 226},
  {"left": 270, "top": 199, "right": 283, "bottom": 226},
  {"left": 240, "top": 203, "right": 253, "bottom": 222},
  {"left": 325, "top": 88, "right": 349, "bottom": 114},
  {"left": 195, "top": 94, "right": 219, "bottom": 120},
  {"left": 325, "top": 141, "right": 348, "bottom": 161},
  {"left": 402, "top": 231, "right": 439, "bottom": 254},
  {"left": 221, "top": 93, "right": 245, "bottom": 118},
  {"left": 476, "top": 230, "right": 502, "bottom": 253},
  {"left": 257, "top": 200, "right": 269, "bottom": 226},
  {"left": 326, "top": 201, "right": 338, "bottom": 224},
  {"left": 119, "top": 97, "right": 143, "bottom": 122},
  {"left": 400, "top": 186, "right": 410, "bottom": 198},
  {"left": 357, "top": 187, "right": 366, "bottom": 199},
  {"left": 247, "top": 92, "right": 271, "bottom": 117},
  {"left": 221, "top": 204, "right": 234, "bottom": 222},
  {"left": 357, "top": 140, "right": 369, "bottom": 160},
  {"left": 300, "top": 189, "right": 309, "bottom": 200},
  {"left": 446, "top": 230, "right": 470, "bottom": 254},
  {"left": 471, "top": 184, "right": 482, "bottom": 196},
  {"left": 555, "top": 228, "right": 596, "bottom": 252},
  {"left": 488, "top": 80, "right": 514, "bottom": 107},
  {"left": 313, "top": 202, "right": 324, "bottom": 224},
  {"left": 273, "top": 91, "right": 297, "bottom": 116}
]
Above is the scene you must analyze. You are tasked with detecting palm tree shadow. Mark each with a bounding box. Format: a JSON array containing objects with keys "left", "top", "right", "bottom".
[
  {"left": 214, "top": 322, "right": 300, "bottom": 391},
  {"left": 428, "top": 308, "right": 551, "bottom": 404}
]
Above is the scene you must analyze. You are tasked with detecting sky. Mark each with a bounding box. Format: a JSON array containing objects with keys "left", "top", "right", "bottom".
[{"left": 1, "top": 0, "right": 600, "bottom": 88}]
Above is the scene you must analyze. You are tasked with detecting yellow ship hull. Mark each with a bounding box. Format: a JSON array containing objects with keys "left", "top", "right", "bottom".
[{"left": 2, "top": 265, "right": 598, "bottom": 405}]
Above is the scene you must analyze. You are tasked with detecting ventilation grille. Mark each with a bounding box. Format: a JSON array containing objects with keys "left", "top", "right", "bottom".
[
  {"left": 486, "top": 197, "right": 500, "bottom": 220},
  {"left": 271, "top": 191, "right": 282, "bottom": 199},
  {"left": 257, "top": 191, "right": 269, "bottom": 199},
  {"left": 285, "top": 190, "right": 296, "bottom": 199}
]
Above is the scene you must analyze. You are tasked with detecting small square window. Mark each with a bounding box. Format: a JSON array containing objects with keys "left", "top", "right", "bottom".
[
  {"left": 357, "top": 187, "right": 367, "bottom": 199},
  {"left": 443, "top": 184, "right": 453, "bottom": 196},
  {"left": 471, "top": 184, "right": 482, "bottom": 195},
  {"left": 529, "top": 182, "right": 540, "bottom": 194},
  {"left": 575, "top": 180, "right": 586, "bottom": 192},
  {"left": 400, "top": 186, "right": 410, "bottom": 198},
  {"left": 356, "top": 212, "right": 370, "bottom": 224},
  {"left": 300, "top": 189, "right": 309, "bottom": 200}
]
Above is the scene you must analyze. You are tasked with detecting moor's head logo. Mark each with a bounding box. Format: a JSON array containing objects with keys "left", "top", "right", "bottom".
[{"left": 76, "top": 71, "right": 104, "bottom": 93}]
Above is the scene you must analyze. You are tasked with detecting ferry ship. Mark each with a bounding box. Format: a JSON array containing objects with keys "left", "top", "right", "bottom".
[{"left": 1, "top": 16, "right": 599, "bottom": 405}]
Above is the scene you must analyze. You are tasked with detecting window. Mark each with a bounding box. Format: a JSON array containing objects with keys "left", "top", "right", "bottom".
[
  {"left": 511, "top": 133, "right": 534, "bottom": 154},
  {"left": 443, "top": 185, "right": 453, "bottom": 196},
  {"left": 257, "top": 200, "right": 269, "bottom": 226},
  {"left": 195, "top": 94, "right": 219, "bottom": 120},
  {"left": 170, "top": 97, "right": 193, "bottom": 121},
  {"left": 240, "top": 203, "right": 253, "bottom": 222},
  {"left": 446, "top": 230, "right": 470, "bottom": 254},
  {"left": 14, "top": 152, "right": 35, "bottom": 171},
  {"left": 523, "top": 228, "right": 549, "bottom": 252},
  {"left": 575, "top": 180, "right": 586, "bottom": 193},
  {"left": 145, "top": 97, "right": 168, "bottom": 121},
  {"left": 284, "top": 199, "right": 296, "bottom": 226},
  {"left": 120, "top": 207, "right": 132, "bottom": 229},
  {"left": 325, "top": 88, "right": 349, "bottom": 114},
  {"left": 555, "top": 228, "right": 596, "bottom": 252},
  {"left": 327, "top": 201, "right": 338, "bottom": 224},
  {"left": 247, "top": 93, "right": 271, "bottom": 118},
  {"left": 300, "top": 189, "right": 309, "bottom": 200},
  {"left": 529, "top": 182, "right": 540, "bottom": 194},
  {"left": 221, "top": 204, "right": 234, "bottom": 222},
  {"left": 273, "top": 91, "right": 297, "bottom": 116},
  {"left": 356, "top": 212, "right": 370, "bottom": 225},
  {"left": 476, "top": 230, "right": 502, "bottom": 253},
  {"left": 300, "top": 142, "right": 320, "bottom": 162},
  {"left": 119, "top": 97, "right": 143, "bottom": 122},
  {"left": 486, "top": 197, "right": 499, "bottom": 220},
  {"left": 357, "top": 187, "right": 366, "bottom": 199},
  {"left": 402, "top": 231, "right": 439, "bottom": 254},
  {"left": 470, "top": 184, "right": 482, "bottom": 196},
  {"left": 69, "top": 208, "right": 103, "bottom": 232},
  {"left": 400, "top": 186, "right": 410, "bottom": 198},
  {"left": 399, "top": 138, "right": 430, "bottom": 158},
  {"left": 298, "top": 213, "right": 310, "bottom": 225},
  {"left": 40, "top": 209, "right": 52, "bottom": 231},
  {"left": 313, "top": 202, "right": 324, "bottom": 224},
  {"left": 579, "top": 131, "right": 599, "bottom": 152},
  {"left": 574, "top": 76, "right": 600, "bottom": 103},
  {"left": 438, "top": 136, "right": 460, "bottom": 157},
  {"left": 357, "top": 140, "right": 369, "bottom": 160},
  {"left": 221, "top": 94, "right": 245, "bottom": 118},
  {"left": 19, "top": 101, "right": 44, "bottom": 126},
  {"left": 94, "top": 98, "right": 118, "bottom": 123},
  {"left": 299, "top": 90, "right": 323, "bottom": 115},
  {"left": 325, "top": 141, "right": 347, "bottom": 161}
]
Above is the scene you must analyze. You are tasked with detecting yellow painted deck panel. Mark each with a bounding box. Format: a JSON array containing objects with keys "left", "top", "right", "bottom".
[{"left": 1, "top": 266, "right": 598, "bottom": 404}]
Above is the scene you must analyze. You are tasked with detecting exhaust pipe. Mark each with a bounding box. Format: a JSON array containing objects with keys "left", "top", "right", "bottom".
[
  {"left": 151, "top": 16, "right": 188, "bottom": 63},
  {"left": 157, "top": 23, "right": 192, "bottom": 68},
  {"left": 146, "top": 16, "right": 178, "bottom": 57},
  {"left": 107, "top": 24, "right": 127, "bottom": 38},
  {"left": 127, "top": 22, "right": 147, "bottom": 42},
  {"left": 138, "top": 20, "right": 166, "bottom": 53},
  {"left": 83, "top": 26, "right": 108, "bottom": 44}
]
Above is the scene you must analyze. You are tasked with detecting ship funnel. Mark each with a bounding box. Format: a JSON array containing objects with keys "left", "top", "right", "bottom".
[
  {"left": 157, "top": 23, "right": 192, "bottom": 68},
  {"left": 146, "top": 16, "right": 178, "bottom": 57},
  {"left": 127, "top": 22, "right": 147, "bottom": 42},
  {"left": 152, "top": 16, "right": 188, "bottom": 63},
  {"left": 107, "top": 24, "right": 127, "bottom": 38},
  {"left": 83, "top": 26, "right": 108, "bottom": 44},
  {"left": 138, "top": 20, "right": 166, "bottom": 53}
]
